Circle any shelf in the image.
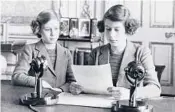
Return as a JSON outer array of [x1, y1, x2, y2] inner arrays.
[[58, 37, 92, 42], [1, 41, 26, 52]]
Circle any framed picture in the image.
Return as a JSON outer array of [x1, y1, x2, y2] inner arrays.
[[0, 23, 6, 41], [79, 19, 90, 37], [60, 17, 70, 37], [69, 18, 79, 38], [91, 18, 97, 37], [0, 23, 4, 36]]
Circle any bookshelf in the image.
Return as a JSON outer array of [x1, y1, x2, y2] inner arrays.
[[58, 37, 92, 42], [71, 48, 91, 65]]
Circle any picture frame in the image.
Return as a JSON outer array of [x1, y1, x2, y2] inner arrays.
[[79, 19, 90, 37], [60, 17, 70, 37], [91, 18, 97, 37], [69, 18, 79, 38], [0, 23, 6, 41], [0, 23, 4, 36]]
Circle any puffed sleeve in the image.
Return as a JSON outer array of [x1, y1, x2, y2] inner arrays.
[[66, 50, 76, 82], [12, 44, 35, 87], [136, 45, 161, 89], [60, 49, 76, 91]]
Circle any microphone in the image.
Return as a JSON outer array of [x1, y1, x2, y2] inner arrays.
[[124, 61, 145, 86], [20, 55, 59, 108], [111, 61, 153, 111], [30, 55, 48, 98], [124, 61, 146, 107], [30, 55, 48, 75]]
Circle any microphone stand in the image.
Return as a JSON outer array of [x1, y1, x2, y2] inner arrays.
[[20, 57, 59, 106], [111, 61, 154, 112], [20, 70, 46, 106], [36, 77, 42, 98], [129, 79, 138, 107]]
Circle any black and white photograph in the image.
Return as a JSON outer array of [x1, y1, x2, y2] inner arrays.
[[79, 19, 90, 37], [60, 17, 70, 37], [1, 0, 175, 112], [69, 18, 79, 38]]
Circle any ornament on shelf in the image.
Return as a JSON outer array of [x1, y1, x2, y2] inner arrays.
[[81, 0, 91, 19]]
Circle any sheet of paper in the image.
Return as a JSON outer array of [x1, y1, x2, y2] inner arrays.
[[71, 64, 113, 94], [57, 92, 115, 108]]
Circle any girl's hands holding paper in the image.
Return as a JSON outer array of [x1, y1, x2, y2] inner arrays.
[[107, 87, 130, 100], [69, 82, 83, 95], [42, 80, 62, 93]]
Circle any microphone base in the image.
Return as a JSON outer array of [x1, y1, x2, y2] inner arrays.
[[116, 105, 153, 112], [20, 92, 59, 106], [111, 100, 153, 112]]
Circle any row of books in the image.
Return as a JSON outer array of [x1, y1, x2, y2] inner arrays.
[[70, 49, 91, 65]]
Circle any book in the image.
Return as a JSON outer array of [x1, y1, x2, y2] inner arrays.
[[77, 51, 84, 65], [84, 51, 90, 65], [73, 50, 78, 65], [73, 48, 91, 65], [69, 50, 74, 64]]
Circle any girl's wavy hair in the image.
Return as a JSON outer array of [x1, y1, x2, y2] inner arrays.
[[31, 9, 60, 38], [97, 5, 140, 35]]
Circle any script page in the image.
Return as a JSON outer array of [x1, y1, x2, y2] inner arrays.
[[72, 64, 113, 94], [57, 92, 115, 108]]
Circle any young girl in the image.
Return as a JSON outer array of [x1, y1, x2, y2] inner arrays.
[[12, 9, 75, 92], [70, 5, 161, 99]]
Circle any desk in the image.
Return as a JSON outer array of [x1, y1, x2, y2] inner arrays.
[[1, 80, 175, 112]]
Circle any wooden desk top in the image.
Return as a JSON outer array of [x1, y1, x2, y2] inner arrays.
[[1, 80, 175, 112]]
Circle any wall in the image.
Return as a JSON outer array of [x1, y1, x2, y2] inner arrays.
[[1, 0, 105, 49], [1, 0, 175, 95]]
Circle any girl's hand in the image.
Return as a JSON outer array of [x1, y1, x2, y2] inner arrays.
[[42, 80, 52, 89], [69, 82, 83, 95], [107, 87, 130, 100], [42, 80, 62, 93]]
